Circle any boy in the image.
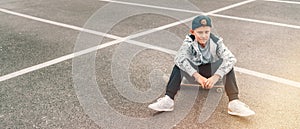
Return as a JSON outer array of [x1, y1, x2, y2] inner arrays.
[[148, 15, 255, 117]]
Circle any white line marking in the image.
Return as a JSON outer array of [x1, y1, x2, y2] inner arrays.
[[0, 39, 124, 82], [126, 39, 177, 55], [211, 13, 300, 29], [100, 0, 300, 29], [127, 17, 195, 39], [99, 0, 204, 14], [124, 41, 300, 88], [99, 0, 255, 15], [205, 0, 256, 15], [264, 0, 300, 5], [235, 67, 300, 88], [0, 8, 121, 40]]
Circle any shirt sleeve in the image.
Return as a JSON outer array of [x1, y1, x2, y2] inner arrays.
[[174, 43, 197, 77], [214, 40, 237, 78]]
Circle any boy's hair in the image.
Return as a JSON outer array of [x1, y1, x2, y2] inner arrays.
[[192, 15, 212, 30]]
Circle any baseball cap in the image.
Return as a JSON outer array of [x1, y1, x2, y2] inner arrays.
[[192, 15, 212, 30]]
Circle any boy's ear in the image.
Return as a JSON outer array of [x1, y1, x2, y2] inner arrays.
[[189, 29, 194, 35]]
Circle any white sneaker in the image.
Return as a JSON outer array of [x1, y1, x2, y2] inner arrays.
[[228, 100, 255, 117], [148, 95, 174, 111]]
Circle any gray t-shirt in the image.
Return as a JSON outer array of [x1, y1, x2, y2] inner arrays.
[[198, 41, 212, 64]]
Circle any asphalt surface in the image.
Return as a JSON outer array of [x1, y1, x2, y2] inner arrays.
[[1, 0, 300, 129]]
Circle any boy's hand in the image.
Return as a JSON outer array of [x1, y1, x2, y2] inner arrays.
[[192, 72, 207, 88], [204, 74, 220, 89]]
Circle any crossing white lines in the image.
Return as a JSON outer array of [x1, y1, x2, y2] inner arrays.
[[0, 0, 255, 82], [0, 0, 299, 88], [99, 0, 300, 29]]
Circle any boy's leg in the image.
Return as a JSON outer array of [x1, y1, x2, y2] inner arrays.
[[165, 60, 239, 101], [194, 60, 254, 116], [198, 60, 239, 101], [148, 65, 193, 111], [197, 63, 213, 78], [225, 69, 255, 116], [207, 60, 254, 116], [224, 69, 239, 101], [165, 65, 194, 100]]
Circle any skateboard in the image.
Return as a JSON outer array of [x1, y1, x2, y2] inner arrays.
[[180, 83, 224, 93], [163, 74, 224, 93]]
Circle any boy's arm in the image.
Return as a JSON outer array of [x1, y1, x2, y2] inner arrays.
[[174, 45, 208, 87], [174, 43, 197, 77], [215, 40, 237, 78]]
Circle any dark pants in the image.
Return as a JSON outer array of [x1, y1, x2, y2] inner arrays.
[[165, 60, 239, 101]]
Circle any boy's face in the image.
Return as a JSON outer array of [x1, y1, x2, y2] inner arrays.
[[190, 26, 211, 47]]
